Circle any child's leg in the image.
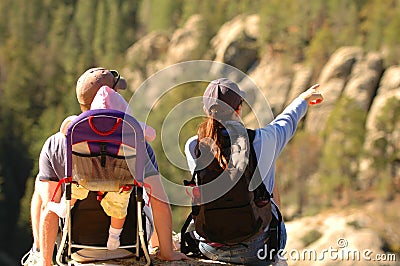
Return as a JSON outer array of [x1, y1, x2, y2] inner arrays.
[[100, 191, 131, 250], [107, 217, 126, 250], [111, 217, 125, 229]]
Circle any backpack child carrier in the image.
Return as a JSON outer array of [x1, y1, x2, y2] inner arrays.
[[54, 109, 152, 266], [181, 125, 273, 249]]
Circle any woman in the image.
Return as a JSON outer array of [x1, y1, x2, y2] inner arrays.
[[184, 78, 323, 265]]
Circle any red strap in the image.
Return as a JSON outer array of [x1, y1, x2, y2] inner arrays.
[[143, 183, 152, 206], [97, 191, 105, 201], [51, 177, 72, 202], [192, 186, 200, 198], [185, 184, 200, 201], [134, 180, 152, 206], [120, 185, 133, 192], [88, 116, 122, 136]]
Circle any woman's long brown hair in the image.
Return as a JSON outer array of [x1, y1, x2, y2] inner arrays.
[[195, 109, 229, 169]]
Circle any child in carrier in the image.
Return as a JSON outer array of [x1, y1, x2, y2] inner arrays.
[[49, 85, 156, 250]]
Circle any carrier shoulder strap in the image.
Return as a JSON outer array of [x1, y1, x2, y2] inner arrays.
[[246, 129, 272, 203], [180, 213, 195, 254], [247, 128, 256, 142]]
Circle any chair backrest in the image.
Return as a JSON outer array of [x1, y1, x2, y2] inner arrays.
[[65, 109, 146, 192]]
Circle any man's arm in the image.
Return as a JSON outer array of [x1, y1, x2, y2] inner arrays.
[[145, 175, 188, 261], [30, 180, 42, 252], [38, 180, 61, 266]]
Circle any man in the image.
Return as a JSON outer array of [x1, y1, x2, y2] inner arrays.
[[22, 68, 187, 265]]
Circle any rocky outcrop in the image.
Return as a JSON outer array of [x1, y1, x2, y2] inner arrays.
[[287, 65, 313, 103], [248, 53, 292, 116], [305, 47, 363, 132], [211, 14, 260, 73], [124, 14, 210, 91], [379, 66, 400, 92], [166, 14, 210, 64], [343, 52, 383, 110], [285, 204, 399, 266], [124, 31, 170, 90], [305, 47, 384, 133], [358, 66, 400, 188]]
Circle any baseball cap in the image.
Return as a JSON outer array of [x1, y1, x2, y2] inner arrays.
[[203, 78, 246, 115], [76, 67, 127, 105]]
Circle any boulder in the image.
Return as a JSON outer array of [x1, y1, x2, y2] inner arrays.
[[305, 47, 363, 132], [124, 15, 212, 91], [343, 52, 383, 111], [124, 31, 170, 90], [358, 74, 400, 188], [211, 14, 260, 72], [318, 47, 364, 84], [249, 52, 293, 116], [166, 14, 210, 64], [125, 31, 170, 70], [285, 209, 395, 266], [287, 65, 313, 103], [377, 65, 400, 93]]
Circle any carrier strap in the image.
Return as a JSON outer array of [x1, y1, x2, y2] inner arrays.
[[96, 191, 107, 201], [183, 170, 197, 187], [133, 180, 152, 206], [50, 178, 152, 206], [50, 177, 72, 202], [180, 213, 194, 254], [266, 201, 283, 260], [96, 181, 152, 206]]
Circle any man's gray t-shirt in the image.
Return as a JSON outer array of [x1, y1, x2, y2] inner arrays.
[[37, 132, 159, 182]]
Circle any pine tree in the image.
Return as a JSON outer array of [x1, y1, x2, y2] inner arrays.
[[360, 0, 390, 51], [383, 1, 400, 65], [93, 0, 107, 63], [103, 0, 124, 67], [320, 97, 367, 205], [138, 0, 183, 32], [0, 0, 40, 257], [74, 0, 97, 68], [372, 97, 400, 199]]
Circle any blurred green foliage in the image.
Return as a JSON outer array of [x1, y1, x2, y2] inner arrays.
[[373, 97, 400, 199], [319, 96, 367, 205]]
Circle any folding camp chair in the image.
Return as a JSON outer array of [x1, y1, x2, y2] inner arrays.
[[55, 109, 151, 266]]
